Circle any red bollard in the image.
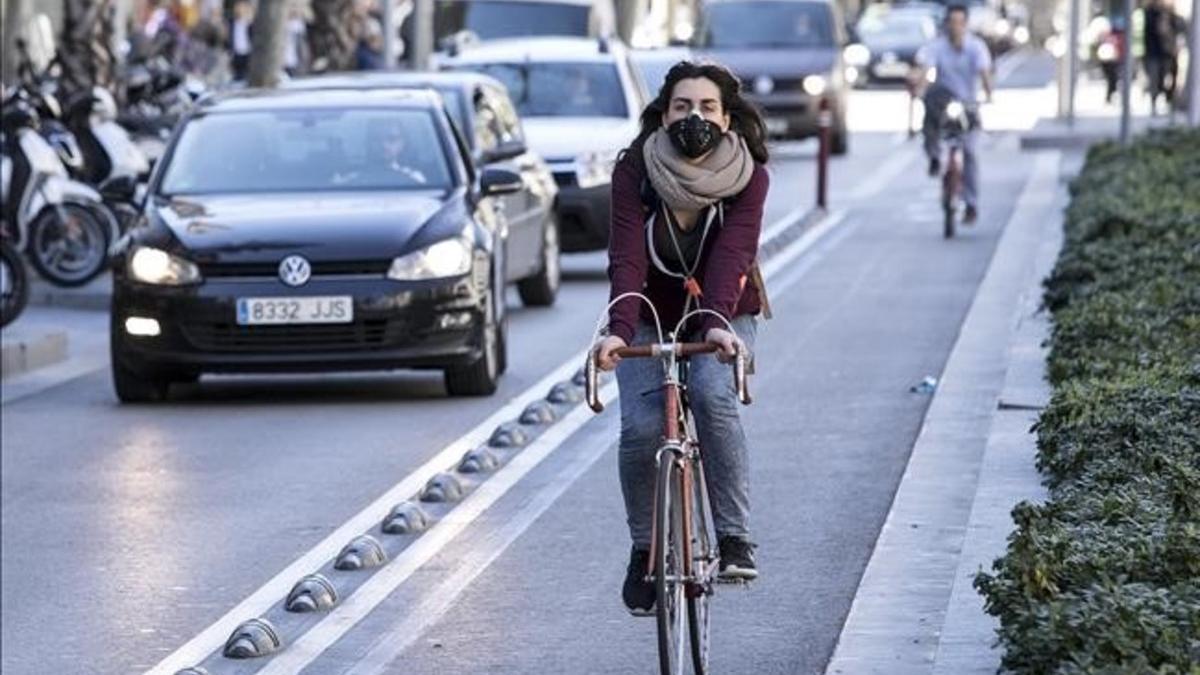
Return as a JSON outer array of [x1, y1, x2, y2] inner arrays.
[[816, 97, 831, 210]]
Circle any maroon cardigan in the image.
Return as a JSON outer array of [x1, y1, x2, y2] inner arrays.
[[607, 155, 769, 343]]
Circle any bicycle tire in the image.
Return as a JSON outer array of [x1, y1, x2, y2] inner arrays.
[[654, 451, 686, 675], [687, 456, 715, 675]]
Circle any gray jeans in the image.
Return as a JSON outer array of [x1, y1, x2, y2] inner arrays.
[[616, 316, 757, 549]]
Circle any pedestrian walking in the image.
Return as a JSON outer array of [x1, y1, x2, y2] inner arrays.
[[1142, 0, 1186, 114], [230, 0, 254, 81]]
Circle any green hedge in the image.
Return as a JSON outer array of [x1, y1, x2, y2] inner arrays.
[[974, 129, 1200, 674]]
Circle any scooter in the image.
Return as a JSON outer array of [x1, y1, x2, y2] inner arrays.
[[0, 232, 29, 328], [1, 92, 119, 287]]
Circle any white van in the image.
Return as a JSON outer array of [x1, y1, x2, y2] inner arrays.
[[434, 0, 617, 49]]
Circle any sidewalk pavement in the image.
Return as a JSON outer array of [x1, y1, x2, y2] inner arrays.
[[824, 148, 1070, 674], [1020, 74, 1181, 149]]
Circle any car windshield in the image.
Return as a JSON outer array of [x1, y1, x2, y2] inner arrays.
[[698, 1, 834, 49], [435, 0, 590, 41], [451, 62, 627, 118], [159, 108, 454, 195], [856, 15, 935, 42]]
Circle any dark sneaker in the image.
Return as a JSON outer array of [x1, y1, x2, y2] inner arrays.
[[964, 205, 978, 225], [718, 537, 758, 581], [622, 547, 655, 616], [928, 157, 941, 177]]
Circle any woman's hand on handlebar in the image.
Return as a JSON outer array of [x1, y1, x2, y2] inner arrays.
[[705, 327, 744, 364], [594, 335, 628, 372]]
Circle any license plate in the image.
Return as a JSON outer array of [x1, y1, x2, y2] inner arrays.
[[236, 296, 353, 325], [874, 62, 909, 78], [765, 117, 788, 134]]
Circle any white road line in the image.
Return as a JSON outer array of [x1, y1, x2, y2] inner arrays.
[[144, 354, 587, 675], [342, 399, 621, 675], [261, 387, 619, 675], [846, 150, 916, 201]]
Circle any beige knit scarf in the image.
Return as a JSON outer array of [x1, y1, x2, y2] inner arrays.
[[643, 127, 754, 212]]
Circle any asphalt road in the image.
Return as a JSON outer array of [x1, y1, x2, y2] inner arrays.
[[1, 56, 1053, 675]]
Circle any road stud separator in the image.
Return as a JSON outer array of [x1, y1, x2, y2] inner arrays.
[[285, 574, 339, 613], [222, 618, 282, 659], [380, 501, 431, 535], [419, 472, 466, 502], [333, 535, 388, 571]]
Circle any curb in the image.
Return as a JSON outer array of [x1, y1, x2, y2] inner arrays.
[[1, 331, 69, 380], [825, 151, 1063, 674]]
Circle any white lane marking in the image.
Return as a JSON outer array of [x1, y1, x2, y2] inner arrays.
[[846, 150, 916, 201], [260, 387, 618, 674], [250, 209, 851, 675], [144, 355, 587, 675], [344, 392, 621, 675], [147, 204, 831, 675], [761, 203, 817, 245]]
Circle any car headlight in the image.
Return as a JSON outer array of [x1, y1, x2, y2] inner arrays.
[[843, 43, 871, 67], [575, 150, 618, 190], [128, 246, 202, 285], [802, 75, 828, 96], [387, 236, 473, 280]]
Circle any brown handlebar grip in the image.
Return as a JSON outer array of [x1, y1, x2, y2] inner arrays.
[[585, 351, 604, 413]]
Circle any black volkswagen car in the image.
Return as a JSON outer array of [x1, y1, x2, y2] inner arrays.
[[284, 71, 562, 307], [108, 89, 522, 402]]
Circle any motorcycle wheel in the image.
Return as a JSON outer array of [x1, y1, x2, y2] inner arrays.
[[27, 203, 112, 287], [1, 237, 30, 328]]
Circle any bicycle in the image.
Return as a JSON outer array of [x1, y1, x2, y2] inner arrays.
[[937, 98, 977, 239], [585, 295, 751, 675]]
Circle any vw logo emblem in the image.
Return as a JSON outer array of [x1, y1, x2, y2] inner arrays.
[[753, 75, 775, 95], [279, 255, 311, 287]]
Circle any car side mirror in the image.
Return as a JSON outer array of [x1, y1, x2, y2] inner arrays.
[[100, 174, 139, 203], [479, 167, 523, 197], [480, 140, 526, 165]]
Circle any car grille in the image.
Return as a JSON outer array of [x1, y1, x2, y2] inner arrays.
[[199, 260, 392, 279], [552, 171, 577, 188], [181, 319, 402, 352]]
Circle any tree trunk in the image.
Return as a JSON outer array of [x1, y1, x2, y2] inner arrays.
[[58, 0, 117, 100], [1, 0, 33, 86], [308, 0, 357, 72], [247, 0, 287, 86]]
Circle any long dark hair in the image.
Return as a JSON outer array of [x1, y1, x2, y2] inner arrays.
[[620, 60, 770, 168]]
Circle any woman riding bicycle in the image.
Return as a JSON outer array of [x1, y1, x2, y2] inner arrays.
[[592, 61, 770, 615]]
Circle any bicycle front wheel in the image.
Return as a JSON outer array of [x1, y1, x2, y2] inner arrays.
[[687, 456, 716, 675], [654, 451, 686, 675]]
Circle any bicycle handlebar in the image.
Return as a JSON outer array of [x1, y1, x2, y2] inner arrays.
[[585, 342, 752, 413]]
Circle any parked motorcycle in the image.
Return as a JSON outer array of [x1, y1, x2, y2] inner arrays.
[[1, 233, 29, 328], [1, 91, 119, 287]]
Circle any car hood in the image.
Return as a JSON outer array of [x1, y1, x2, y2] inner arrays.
[[151, 191, 455, 262], [520, 117, 639, 161], [859, 34, 923, 53], [695, 48, 837, 78]]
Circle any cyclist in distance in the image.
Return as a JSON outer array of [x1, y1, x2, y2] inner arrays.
[[909, 3, 993, 224], [592, 61, 771, 615]]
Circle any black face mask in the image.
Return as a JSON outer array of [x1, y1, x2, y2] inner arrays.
[[667, 111, 723, 159]]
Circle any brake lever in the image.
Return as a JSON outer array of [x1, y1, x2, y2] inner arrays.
[[585, 350, 604, 413], [735, 348, 752, 406]]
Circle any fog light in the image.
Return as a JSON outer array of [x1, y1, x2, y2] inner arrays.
[[125, 317, 161, 337], [436, 311, 472, 330]]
